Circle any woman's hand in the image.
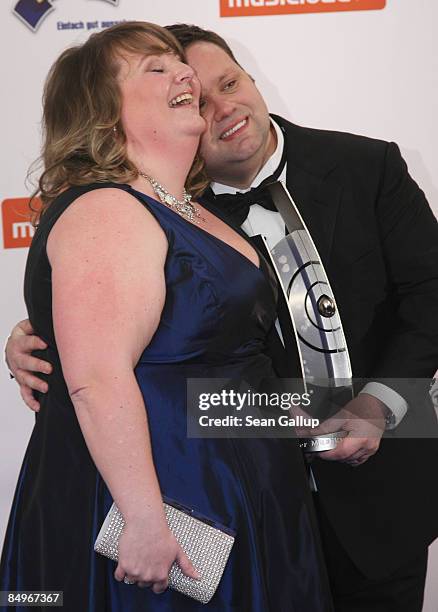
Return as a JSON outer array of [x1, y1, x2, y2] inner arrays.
[[114, 515, 200, 592], [5, 319, 52, 412]]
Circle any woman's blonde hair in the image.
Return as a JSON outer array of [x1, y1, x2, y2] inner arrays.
[[32, 21, 208, 220]]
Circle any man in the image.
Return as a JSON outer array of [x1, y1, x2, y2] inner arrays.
[[6, 24, 438, 611]]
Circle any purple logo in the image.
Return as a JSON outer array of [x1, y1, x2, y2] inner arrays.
[[13, 0, 119, 32]]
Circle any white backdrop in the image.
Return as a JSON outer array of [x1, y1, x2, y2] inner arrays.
[[1, 1, 437, 609]]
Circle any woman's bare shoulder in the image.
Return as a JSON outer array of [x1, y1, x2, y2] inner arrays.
[[48, 186, 167, 256]]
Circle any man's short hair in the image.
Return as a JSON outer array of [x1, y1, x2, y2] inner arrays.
[[165, 23, 242, 68]]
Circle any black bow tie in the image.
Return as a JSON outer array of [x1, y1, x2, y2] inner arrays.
[[208, 183, 277, 227], [206, 129, 287, 227]]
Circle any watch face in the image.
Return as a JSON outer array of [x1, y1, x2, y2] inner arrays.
[[385, 410, 396, 428]]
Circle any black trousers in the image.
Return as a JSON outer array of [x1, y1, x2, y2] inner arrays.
[[314, 497, 428, 612]]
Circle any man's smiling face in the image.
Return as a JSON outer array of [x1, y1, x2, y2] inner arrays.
[[185, 41, 275, 186]]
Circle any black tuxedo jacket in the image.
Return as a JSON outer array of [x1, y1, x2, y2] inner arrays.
[[273, 115, 438, 579], [206, 115, 438, 580]]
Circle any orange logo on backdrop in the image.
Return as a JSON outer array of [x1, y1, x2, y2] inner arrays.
[[2, 197, 41, 249], [220, 0, 385, 17]]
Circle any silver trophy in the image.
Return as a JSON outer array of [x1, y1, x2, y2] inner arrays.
[[263, 181, 353, 452]]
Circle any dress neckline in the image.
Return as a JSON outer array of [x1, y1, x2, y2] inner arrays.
[[128, 185, 263, 274]]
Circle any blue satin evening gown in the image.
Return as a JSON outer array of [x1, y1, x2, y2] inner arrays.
[[0, 183, 332, 611]]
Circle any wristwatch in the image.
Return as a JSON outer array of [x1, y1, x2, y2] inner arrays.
[[382, 404, 396, 429]]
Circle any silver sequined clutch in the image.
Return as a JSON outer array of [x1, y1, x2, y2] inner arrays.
[[94, 497, 235, 604]]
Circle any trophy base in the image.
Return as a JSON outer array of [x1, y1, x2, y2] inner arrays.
[[299, 430, 347, 453]]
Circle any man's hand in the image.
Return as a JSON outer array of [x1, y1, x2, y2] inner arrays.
[[316, 394, 387, 466], [5, 319, 52, 412]]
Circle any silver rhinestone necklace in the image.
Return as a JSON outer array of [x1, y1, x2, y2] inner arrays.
[[139, 172, 203, 224]]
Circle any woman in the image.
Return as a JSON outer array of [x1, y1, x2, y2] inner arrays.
[[0, 22, 331, 611]]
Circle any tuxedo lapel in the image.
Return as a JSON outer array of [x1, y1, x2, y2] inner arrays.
[[248, 234, 302, 379], [273, 115, 343, 267], [286, 164, 343, 268]]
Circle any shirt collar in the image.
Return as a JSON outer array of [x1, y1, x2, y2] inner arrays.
[[211, 118, 285, 195]]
